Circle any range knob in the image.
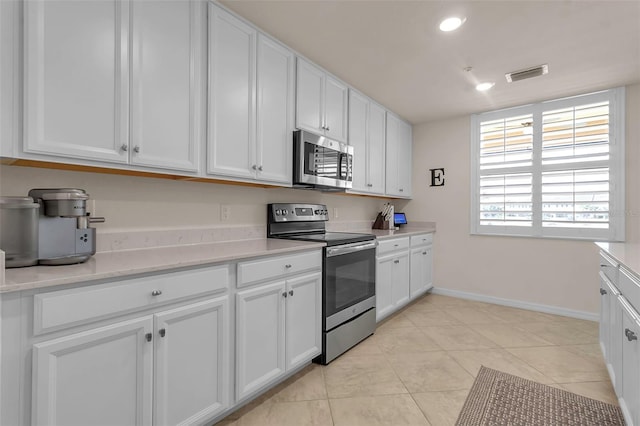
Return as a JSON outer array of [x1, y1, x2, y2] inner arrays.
[[323, 210, 328, 215], [314, 209, 320, 215], [282, 209, 288, 215], [275, 209, 282, 215]]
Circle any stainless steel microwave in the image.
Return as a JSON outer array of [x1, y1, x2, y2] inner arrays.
[[293, 130, 353, 190]]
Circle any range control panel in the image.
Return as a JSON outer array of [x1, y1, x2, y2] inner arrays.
[[268, 203, 329, 222]]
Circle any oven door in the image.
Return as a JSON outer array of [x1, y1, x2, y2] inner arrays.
[[324, 240, 377, 330]]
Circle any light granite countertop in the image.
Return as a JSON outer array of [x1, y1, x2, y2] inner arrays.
[[2, 238, 324, 294], [596, 242, 640, 278], [367, 225, 436, 240]]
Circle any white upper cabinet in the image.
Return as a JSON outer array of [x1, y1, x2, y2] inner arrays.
[[24, 0, 129, 163], [385, 112, 413, 198], [348, 90, 386, 194], [208, 3, 294, 185], [296, 57, 348, 143], [24, 0, 202, 172]]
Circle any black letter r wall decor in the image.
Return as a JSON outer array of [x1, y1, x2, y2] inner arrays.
[[430, 168, 445, 187]]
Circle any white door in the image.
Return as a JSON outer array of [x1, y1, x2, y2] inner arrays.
[[32, 317, 153, 426], [296, 58, 324, 134], [348, 90, 369, 192], [324, 75, 348, 143], [385, 113, 400, 196], [256, 34, 294, 184], [397, 120, 413, 197], [620, 301, 640, 425], [24, 0, 129, 163], [207, 3, 256, 179], [154, 297, 230, 426], [376, 255, 395, 322], [392, 252, 411, 308], [129, 0, 201, 172], [285, 272, 322, 370], [367, 102, 387, 195], [236, 281, 286, 400]]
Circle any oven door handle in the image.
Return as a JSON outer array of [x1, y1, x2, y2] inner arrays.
[[327, 240, 378, 257]]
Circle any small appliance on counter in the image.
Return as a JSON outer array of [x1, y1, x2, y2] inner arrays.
[[26, 188, 105, 266], [0, 196, 40, 267]]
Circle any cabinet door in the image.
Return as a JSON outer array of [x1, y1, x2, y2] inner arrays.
[[393, 252, 411, 308], [410, 246, 432, 300], [599, 274, 611, 361], [24, 0, 129, 163], [296, 58, 324, 134], [397, 119, 413, 197], [256, 34, 294, 185], [620, 300, 640, 426], [129, 0, 201, 172], [208, 3, 256, 179], [154, 297, 230, 426], [32, 317, 153, 426], [368, 102, 387, 194], [236, 281, 286, 400], [385, 113, 400, 196], [324, 75, 348, 143], [286, 272, 322, 370], [348, 90, 369, 192], [376, 255, 395, 322]]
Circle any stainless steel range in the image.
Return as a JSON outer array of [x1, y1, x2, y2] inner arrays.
[[267, 203, 377, 364]]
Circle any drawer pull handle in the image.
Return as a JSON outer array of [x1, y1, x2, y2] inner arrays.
[[626, 328, 637, 342], [289, 290, 294, 296], [151, 290, 162, 296], [394, 260, 400, 264], [145, 333, 152, 342], [159, 328, 166, 338], [394, 244, 399, 247], [285, 264, 292, 269], [600, 288, 607, 295], [600, 264, 609, 268], [422, 251, 427, 255], [282, 292, 288, 298]]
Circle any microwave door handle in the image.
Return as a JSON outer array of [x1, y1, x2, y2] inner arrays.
[[337, 152, 344, 179]]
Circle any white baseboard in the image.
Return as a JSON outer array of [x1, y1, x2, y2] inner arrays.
[[430, 287, 599, 322]]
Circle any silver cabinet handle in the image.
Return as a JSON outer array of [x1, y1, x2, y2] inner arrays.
[[282, 292, 288, 298], [145, 333, 152, 342], [289, 290, 294, 296], [133, 145, 140, 153], [159, 328, 166, 338], [285, 264, 292, 269], [252, 165, 257, 170], [394, 244, 399, 247], [399, 188, 404, 192], [120, 144, 128, 152], [394, 260, 400, 264], [422, 251, 427, 255], [367, 183, 372, 187], [258, 165, 263, 171], [151, 290, 162, 296], [325, 126, 330, 131], [600, 288, 607, 295], [625, 328, 638, 341]]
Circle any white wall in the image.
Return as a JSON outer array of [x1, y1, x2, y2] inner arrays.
[[405, 83, 640, 316], [0, 166, 386, 232]]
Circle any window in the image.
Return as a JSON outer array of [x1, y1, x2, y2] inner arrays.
[[471, 88, 625, 241]]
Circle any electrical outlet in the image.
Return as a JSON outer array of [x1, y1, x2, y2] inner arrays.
[[333, 207, 339, 219], [221, 205, 230, 221]]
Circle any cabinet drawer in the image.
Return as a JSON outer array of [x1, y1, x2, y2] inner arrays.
[[377, 237, 409, 255], [34, 264, 229, 335], [237, 250, 322, 288], [619, 267, 640, 313], [600, 252, 619, 285], [410, 233, 433, 247]]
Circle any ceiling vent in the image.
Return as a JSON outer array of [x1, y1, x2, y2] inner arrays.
[[505, 64, 549, 83]]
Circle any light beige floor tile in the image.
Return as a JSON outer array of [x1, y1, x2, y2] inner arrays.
[[323, 354, 408, 398], [558, 381, 619, 405], [330, 394, 430, 426], [483, 305, 562, 323], [444, 308, 509, 325], [412, 390, 469, 426], [470, 323, 554, 348], [507, 345, 610, 383], [448, 348, 555, 384], [515, 321, 598, 345], [413, 294, 477, 308], [388, 351, 475, 393], [419, 325, 498, 350], [339, 334, 384, 357], [371, 327, 442, 354], [377, 312, 418, 332], [232, 400, 333, 426], [557, 318, 600, 338], [404, 310, 462, 327], [268, 364, 327, 403]]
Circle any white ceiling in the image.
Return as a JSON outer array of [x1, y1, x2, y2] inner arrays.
[[221, 0, 640, 124]]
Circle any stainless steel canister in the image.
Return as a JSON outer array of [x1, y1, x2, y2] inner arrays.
[[0, 196, 40, 267]]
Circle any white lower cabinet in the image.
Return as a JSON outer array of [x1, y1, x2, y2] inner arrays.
[[376, 237, 410, 322], [236, 271, 321, 401], [620, 297, 640, 425], [409, 234, 433, 300], [31, 296, 230, 426]]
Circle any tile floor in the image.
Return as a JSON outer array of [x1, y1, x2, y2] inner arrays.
[[215, 294, 616, 426]]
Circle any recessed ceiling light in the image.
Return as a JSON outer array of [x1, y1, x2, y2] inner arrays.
[[476, 82, 495, 92], [439, 16, 465, 32]]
